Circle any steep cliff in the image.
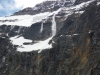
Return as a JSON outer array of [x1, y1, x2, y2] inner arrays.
[[0, 0, 100, 75]]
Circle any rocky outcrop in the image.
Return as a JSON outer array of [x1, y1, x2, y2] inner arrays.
[[13, 0, 72, 15], [74, 0, 90, 5], [0, 21, 52, 41]]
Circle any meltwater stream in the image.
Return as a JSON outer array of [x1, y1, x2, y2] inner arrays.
[[40, 22, 44, 33], [51, 14, 56, 36]]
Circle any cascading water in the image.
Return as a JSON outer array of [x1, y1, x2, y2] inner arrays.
[[37, 14, 57, 53], [18, 27, 22, 33], [51, 14, 56, 37], [10, 25, 15, 30], [40, 22, 44, 33]]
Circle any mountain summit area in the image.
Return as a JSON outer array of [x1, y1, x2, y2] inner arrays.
[[0, 0, 100, 75]]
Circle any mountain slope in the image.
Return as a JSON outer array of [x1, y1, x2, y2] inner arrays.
[[0, 0, 100, 75], [13, 0, 73, 15], [0, 0, 96, 52]]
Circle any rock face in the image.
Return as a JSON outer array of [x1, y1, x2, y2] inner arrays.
[[13, 0, 73, 15], [0, 0, 100, 75]]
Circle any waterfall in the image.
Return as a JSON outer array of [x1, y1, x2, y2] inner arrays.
[[40, 22, 44, 33], [18, 27, 22, 33], [10, 25, 15, 30], [51, 14, 56, 36]]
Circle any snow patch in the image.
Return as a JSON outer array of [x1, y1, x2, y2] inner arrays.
[[52, 40, 55, 43], [0, 0, 95, 27], [75, 11, 84, 14], [73, 34, 79, 35], [97, 2, 100, 5], [10, 35, 52, 53], [71, 0, 95, 11], [17, 37, 52, 53], [0, 12, 50, 27], [10, 36, 32, 45]]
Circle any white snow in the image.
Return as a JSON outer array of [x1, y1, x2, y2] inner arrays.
[[17, 37, 52, 53], [0, 0, 95, 27], [97, 2, 100, 5], [73, 34, 79, 35], [49, 8, 62, 15], [10, 36, 32, 45], [8, 8, 61, 53], [71, 0, 95, 11], [62, 0, 95, 13], [58, 0, 95, 20], [75, 11, 84, 14], [0, 12, 50, 27], [10, 35, 52, 53], [52, 40, 55, 43]]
